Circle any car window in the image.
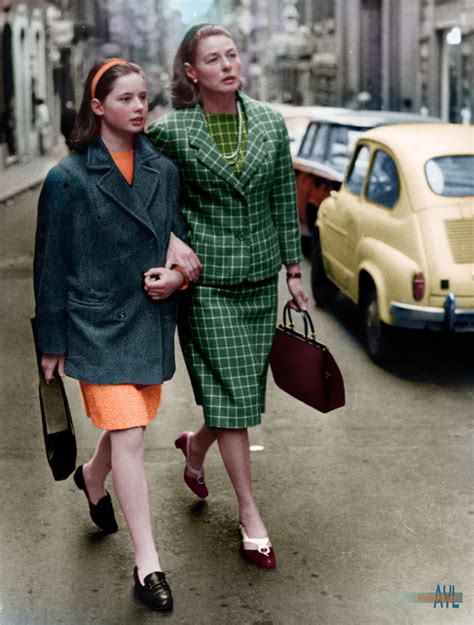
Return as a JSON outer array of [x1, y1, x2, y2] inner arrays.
[[346, 145, 371, 195], [298, 122, 319, 159], [308, 124, 330, 162], [366, 150, 399, 208], [425, 156, 474, 196], [327, 126, 367, 174]]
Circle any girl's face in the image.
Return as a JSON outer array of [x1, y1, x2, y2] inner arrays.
[[92, 72, 148, 137], [185, 35, 241, 96]]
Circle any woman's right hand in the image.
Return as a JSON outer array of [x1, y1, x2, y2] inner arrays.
[[41, 353, 66, 383], [165, 233, 202, 282]]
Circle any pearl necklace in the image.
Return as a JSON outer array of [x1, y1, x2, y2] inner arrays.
[[201, 100, 243, 166]]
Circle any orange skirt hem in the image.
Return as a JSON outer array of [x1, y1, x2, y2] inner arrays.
[[79, 382, 162, 431]]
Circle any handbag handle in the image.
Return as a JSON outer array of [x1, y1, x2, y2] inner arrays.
[[282, 302, 317, 341]]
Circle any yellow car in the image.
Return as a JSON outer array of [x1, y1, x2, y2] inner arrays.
[[315, 123, 474, 363]]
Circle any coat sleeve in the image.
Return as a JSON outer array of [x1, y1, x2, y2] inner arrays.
[[147, 120, 189, 243], [167, 161, 188, 243], [146, 118, 169, 153], [33, 166, 71, 354], [269, 118, 303, 265]]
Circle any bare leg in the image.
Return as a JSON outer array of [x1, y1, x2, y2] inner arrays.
[[186, 424, 217, 475], [82, 431, 111, 504], [216, 428, 268, 540], [110, 426, 161, 584]]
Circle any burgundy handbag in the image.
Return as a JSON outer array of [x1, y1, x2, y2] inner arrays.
[[269, 304, 345, 413]]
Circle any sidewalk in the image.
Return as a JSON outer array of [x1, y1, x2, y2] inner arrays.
[[0, 144, 67, 203]]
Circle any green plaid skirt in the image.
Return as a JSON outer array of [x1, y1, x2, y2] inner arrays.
[[178, 277, 278, 428]]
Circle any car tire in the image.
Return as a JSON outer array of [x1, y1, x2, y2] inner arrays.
[[362, 288, 393, 364], [311, 247, 338, 308]]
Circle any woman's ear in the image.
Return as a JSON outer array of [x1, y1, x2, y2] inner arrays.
[[184, 62, 197, 84], [90, 98, 104, 116]]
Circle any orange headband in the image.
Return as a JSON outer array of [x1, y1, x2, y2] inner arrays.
[[91, 59, 127, 99]]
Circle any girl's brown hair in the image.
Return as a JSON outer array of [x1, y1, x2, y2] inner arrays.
[[69, 60, 144, 151], [171, 25, 238, 109]]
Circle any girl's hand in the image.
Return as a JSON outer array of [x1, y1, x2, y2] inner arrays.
[[144, 267, 184, 300], [41, 353, 66, 383], [165, 233, 202, 282]]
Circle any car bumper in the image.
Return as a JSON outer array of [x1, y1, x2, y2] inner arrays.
[[390, 293, 474, 332]]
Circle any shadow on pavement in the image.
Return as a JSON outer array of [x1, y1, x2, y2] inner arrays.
[[321, 293, 474, 387]]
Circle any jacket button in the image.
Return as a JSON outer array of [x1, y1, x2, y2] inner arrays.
[[117, 311, 126, 319]]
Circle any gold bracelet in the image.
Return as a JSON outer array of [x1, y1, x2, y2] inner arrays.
[[286, 271, 302, 280]]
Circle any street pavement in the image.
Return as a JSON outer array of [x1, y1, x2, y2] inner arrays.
[[1, 186, 472, 625]]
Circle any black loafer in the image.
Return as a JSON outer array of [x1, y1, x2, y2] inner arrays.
[[73, 465, 118, 533], [133, 567, 173, 612]]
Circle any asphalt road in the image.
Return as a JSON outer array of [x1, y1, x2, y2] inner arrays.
[[1, 187, 472, 625]]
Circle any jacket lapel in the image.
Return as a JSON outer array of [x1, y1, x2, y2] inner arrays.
[[186, 106, 244, 195], [238, 93, 269, 188], [87, 137, 157, 234], [131, 134, 162, 215]]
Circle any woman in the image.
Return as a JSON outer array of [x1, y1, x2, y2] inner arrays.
[[147, 25, 308, 570], [34, 59, 188, 611]]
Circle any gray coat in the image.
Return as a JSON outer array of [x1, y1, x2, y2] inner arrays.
[[34, 134, 186, 385]]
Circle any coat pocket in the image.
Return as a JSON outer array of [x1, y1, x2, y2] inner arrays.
[[67, 297, 107, 308]]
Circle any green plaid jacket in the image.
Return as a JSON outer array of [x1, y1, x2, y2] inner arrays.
[[147, 92, 302, 285]]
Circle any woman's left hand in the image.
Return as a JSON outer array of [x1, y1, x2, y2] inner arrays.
[[165, 233, 202, 282], [285, 264, 309, 311], [144, 267, 184, 300]]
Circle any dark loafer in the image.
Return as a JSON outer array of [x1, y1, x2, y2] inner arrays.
[[133, 567, 173, 612], [73, 465, 118, 533]]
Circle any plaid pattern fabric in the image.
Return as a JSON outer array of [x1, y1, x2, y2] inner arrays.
[[147, 92, 302, 285], [203, 111, 248, 175], [178, 278, 278, 428]]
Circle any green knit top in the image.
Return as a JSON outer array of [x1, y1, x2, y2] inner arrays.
[[203, 111, 248, 175]]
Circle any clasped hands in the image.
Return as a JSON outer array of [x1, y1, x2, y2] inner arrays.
[[144, 233, 202, 301]]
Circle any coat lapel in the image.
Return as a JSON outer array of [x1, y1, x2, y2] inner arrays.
[[131, 134, 162, 215], [87, 137, 158, 234], [186, 106, 244, 195], [238, 93, 269, 188]]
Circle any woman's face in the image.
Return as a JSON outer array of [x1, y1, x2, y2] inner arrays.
[[185, 35, 242, 96], [92, 72, 148, 136]]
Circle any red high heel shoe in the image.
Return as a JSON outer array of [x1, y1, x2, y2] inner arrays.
[[239, 524, 276, 570], [174, 432, 208, 499]]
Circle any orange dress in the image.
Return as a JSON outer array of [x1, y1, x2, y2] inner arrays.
[[79, 148, 162, 430]]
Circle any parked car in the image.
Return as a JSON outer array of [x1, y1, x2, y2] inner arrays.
[[268, 103, 356, 157], [293, 109, 440, 253], [313, 123, 474, 363]]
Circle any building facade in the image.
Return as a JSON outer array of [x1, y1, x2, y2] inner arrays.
[[1, 0, 51, 166], [250, 0, 472, 121], [418, 0, 473, 121]]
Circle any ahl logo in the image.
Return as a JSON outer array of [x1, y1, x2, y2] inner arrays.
[[417, 584, 462, 608]]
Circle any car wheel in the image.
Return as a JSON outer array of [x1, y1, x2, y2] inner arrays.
[[311, 246, 338, 308], [362, 288, 393, 364]]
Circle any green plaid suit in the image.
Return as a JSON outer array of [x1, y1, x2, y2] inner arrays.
[[147, 92, 301, 284], [147, 93, 302, 427]]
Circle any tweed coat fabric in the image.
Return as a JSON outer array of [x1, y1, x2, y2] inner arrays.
[[34, 134, 187, 385], [146, 94, 302, 428], [147, 92, 302, 285]]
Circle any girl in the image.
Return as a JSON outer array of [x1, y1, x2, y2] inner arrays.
[[34, 59, 188, 612], [147, 25, 309, 570]]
